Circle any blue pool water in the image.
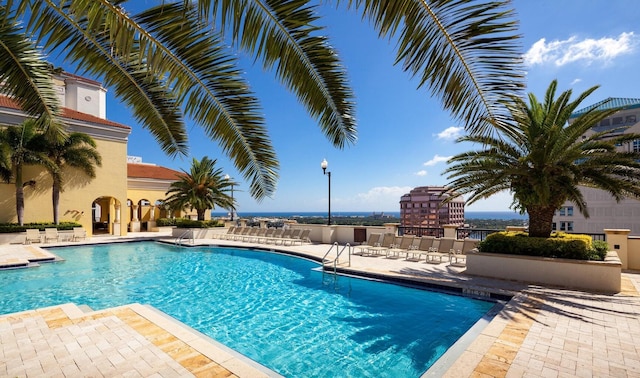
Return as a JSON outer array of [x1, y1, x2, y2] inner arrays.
[[0, 242, 494, 377]]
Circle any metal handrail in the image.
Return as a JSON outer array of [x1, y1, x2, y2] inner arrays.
[[175, 229, 193, 246], [321, 242, 352, 275]]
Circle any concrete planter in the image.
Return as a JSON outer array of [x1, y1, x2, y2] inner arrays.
[[466, 251, 622, 293]]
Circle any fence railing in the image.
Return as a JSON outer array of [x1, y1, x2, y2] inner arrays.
[[399, 226, 607, 242], [397, 226, 444, 238]]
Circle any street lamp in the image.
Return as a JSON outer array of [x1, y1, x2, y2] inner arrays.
[[224, 174, 234, 221], [320, 159, 331, 225]]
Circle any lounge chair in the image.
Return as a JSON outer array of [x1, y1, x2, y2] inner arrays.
[[295, 229, 312, 245], [24, 229, 42, 244], [248, 228, 267, 242], [354, 233, 381, 256], [274, 228, 294, 245], [450, 239, 479, 266], [426, 238, 455, 264], [257, 228, 275, 243], [242, 227, 260, 242], [232, 227, 251, 241], [366, 233, 395, 256], [72, 227, 86, 241], [44, 228, 60, 243], [223, 226, 242, 240], [406, 236, 435, 261], [217, 226, 236, 239], [280, 228, 302, 246], [385, 235, 416, 259], [265, 228, 284, 244]]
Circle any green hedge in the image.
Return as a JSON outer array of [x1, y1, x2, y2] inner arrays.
[[156, 218, 223, 228], [0, 222, 82, 233], [478, 231, 606, 261]]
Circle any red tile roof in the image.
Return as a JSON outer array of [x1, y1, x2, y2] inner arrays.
[[127, 163, 183, 180], [0, 96, 131, 130]]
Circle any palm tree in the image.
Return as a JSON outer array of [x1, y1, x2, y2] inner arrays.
[[1, 1, 523, 200], [445, 80, 640, 238], [0, 121, 56, 225], [164, 157, 234, 221], [31, 132, 102, 225]]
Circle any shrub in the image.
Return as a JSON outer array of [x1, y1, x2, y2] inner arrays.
[[478, 231, 604, 260], [156, 218, 176, 227], [0, 222, 82, 233], [174, 219, 223, 228]]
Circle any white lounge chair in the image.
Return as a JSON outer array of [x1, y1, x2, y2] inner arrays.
[[385, 235, 416, 259], [72, 227, 86, 241], [366, 233, 396, 256], [217, 226, 236, 239], [354, 233, 381, 256], [450, 239, 479, 266], [24, 229, 42, 244], [407, 236, 435, 261], [44, 228, 59, 243], [426, 238, 455, 264]]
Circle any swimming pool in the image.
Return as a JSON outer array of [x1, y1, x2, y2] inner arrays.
[[0, 242, 495, 377]]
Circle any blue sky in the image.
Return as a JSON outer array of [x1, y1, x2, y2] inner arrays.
[[99, 1, 640, 214]]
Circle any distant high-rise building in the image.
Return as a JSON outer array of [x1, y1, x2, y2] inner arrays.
[[553, 97, 640, 235], [399, 186, 465, 227]]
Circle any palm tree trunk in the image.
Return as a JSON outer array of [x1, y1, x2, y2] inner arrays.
[[52, 181, 60, 225], [15, 166, 24, 226], [527, 205, 557, 238], [197, 209, 205, 221]]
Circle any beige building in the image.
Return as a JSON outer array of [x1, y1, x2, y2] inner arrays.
[[553, 97, 640, 235], [400, 186, 465, 227], [0, 73, 199, 236]]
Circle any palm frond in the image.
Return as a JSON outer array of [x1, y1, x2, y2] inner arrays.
[[201, 0, 357, 147], [351, 0, 524, 135], [0, 6, 63, 135]]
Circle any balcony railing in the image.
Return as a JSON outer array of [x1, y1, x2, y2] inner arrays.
[[397, 226, 444, 238]]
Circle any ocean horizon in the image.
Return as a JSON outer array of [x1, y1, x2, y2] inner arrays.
[[210, 210, 527, 221]]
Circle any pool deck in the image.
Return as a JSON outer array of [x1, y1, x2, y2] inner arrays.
[[2, 232, 640, 377]]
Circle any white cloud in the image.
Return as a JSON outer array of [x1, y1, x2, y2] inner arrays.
[[423, 154, 452, 167], [329, 186, 412, 211], [570, 78, 582, 86], [436, 126, 464, 141], [523, 32, 636, 67], [415, 170, 427, 176]]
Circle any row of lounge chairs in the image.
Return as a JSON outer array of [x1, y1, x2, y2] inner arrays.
[[354, 233, 478, 266], [24, 227, 87, 244], [215, 226, 311, 246]]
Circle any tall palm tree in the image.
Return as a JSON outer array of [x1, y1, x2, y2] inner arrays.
[[1, 0, 523, 200], [31, 132, 102, 225], [164, 156, 234, 221], [0, 121, 56, 225], [445, 80, 640, 238]]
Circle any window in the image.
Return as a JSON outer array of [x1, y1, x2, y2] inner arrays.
[[633, 140, 640, 153], [626, 115, 637, 124], [559, 208, 565, 216], [612, 117, 623, 125], [552, 222, 557, 231], [567, 222, 574, 232], [560, 222, 566, 231], [600, 119, 610, 126], [567, 206, 573, 216]]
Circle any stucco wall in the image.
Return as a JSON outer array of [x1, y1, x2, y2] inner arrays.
[[466, 251, 622, 293], [0, 137, 128, 237]]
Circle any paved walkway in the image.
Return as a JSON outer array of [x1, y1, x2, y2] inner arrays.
[[1, 233, 639, 377]]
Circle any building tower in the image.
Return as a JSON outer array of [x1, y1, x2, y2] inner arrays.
[[399, 186, 465, 227]]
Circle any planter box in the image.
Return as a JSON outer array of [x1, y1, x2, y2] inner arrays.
[[466, 251, 621, 293]]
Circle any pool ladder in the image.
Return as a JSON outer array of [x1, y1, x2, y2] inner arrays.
[[175, 229, 194, 246], [321, 242, 352, 276]]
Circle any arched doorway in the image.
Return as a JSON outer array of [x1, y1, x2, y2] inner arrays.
[[92, 196, 122, 235]]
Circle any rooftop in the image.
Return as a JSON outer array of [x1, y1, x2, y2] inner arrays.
[[127, 163, 183, 180], [571, 97, 640, 118]]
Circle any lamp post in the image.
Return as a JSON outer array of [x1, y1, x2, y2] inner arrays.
[[224, 174, 234, 221], [320, 159, 331, 225]]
